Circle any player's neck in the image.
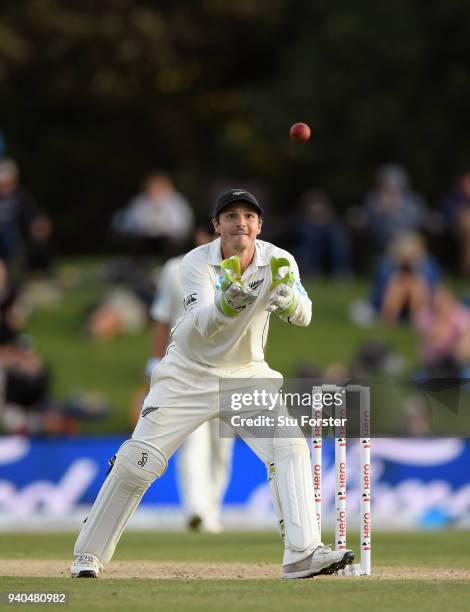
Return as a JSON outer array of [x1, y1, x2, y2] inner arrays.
[[220, 242, 255, 273]]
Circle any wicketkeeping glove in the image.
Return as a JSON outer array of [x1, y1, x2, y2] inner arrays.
[[266, 257, 298, 316], [215, 256, 257, 317]]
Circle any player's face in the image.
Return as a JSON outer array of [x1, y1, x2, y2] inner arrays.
[[213, 204, 262, 251]]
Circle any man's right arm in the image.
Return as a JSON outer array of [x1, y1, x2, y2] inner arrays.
[[180, 258, 241, 338]]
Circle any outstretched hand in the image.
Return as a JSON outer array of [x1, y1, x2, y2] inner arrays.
[[222, 282, 257, 314], [266, 284, 296, 314], [216, 255, 257, 316], [266, 257, 297, 316]]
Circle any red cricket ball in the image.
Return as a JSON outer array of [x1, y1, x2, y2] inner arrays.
[[289, 122, 311, 143]]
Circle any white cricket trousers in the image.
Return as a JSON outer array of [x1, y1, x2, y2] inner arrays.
[[74, 346, 320, 566], [132, 346, 321, 564]]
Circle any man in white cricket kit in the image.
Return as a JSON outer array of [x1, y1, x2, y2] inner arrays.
[[147, 224, 234, 533], [71, 189, 354, 579]]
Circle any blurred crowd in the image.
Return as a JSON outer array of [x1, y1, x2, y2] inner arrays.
[[0, 157, 111, 435], [288, 163, 470, 280], [1, 148, 470, 436], [285, 163, 470, 435], [108, 162, 470, 428], [0, 157, 57, 435]]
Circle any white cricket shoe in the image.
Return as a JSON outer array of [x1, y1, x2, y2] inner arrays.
[[283, 545, 355, 579], [71, 553, 103, 578]]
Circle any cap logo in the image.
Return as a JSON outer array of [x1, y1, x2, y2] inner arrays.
[[232, 191, 246, 196]]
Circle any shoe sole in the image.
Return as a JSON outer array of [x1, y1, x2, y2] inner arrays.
[[71, 570, 98, 578], [284, 550, 355, 579], [316, 551, 355, 576]]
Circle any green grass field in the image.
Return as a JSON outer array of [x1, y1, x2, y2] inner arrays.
[[1, 531, 469, 611]]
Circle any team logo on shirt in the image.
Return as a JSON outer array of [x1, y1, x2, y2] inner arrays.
[[248, 279, 264, 291], [183, 293, 197, 311], [142, 406, 159, 418]]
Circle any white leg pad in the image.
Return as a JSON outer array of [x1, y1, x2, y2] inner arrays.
[[267, 462, 285, 539], [74, 439, 167, 565], [273, 437, 321, 551]]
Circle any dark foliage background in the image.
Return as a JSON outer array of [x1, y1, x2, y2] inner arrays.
[[1, 0, 470, 251]]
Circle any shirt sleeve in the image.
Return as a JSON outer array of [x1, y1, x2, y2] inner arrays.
[[276, 252, 312, 327], [180, 256, 237, 338]]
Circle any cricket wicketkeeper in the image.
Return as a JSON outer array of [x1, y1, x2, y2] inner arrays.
[[71, 188, 354, 579]]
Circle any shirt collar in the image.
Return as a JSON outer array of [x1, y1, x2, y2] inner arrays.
[[208, 238, 270, 267]]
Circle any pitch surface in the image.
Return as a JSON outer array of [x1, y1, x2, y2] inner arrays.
[[1, 531, 469, 611]]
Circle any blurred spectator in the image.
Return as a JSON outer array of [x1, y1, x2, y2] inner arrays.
[[400, 394, 433, 437], [112, 171, 194, 257], [371, 232, 439, 324], [103, 257, 156, 309], [26, 214, 55, 275], [414, 286, 470, 378], [440, 171, 470, 224], [350, 339, 404, 377], [0, 258, 19, 343], [291, 190, 351, 278], [0, 259, 51, 433], [440, 171, 470, 276], [323, 362, 350, 385], [0, 261, 109, 434], [86, 287, 148, 341], [0, 334, 110, 435], [85, 256, 157, 341], [0, 159, 53, 275], [360, 164, 429, 254]]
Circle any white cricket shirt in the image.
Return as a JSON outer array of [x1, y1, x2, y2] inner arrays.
[[170, 238, 311, 367]]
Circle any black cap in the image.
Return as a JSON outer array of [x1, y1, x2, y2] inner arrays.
[[213, 189, 264, 218]]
